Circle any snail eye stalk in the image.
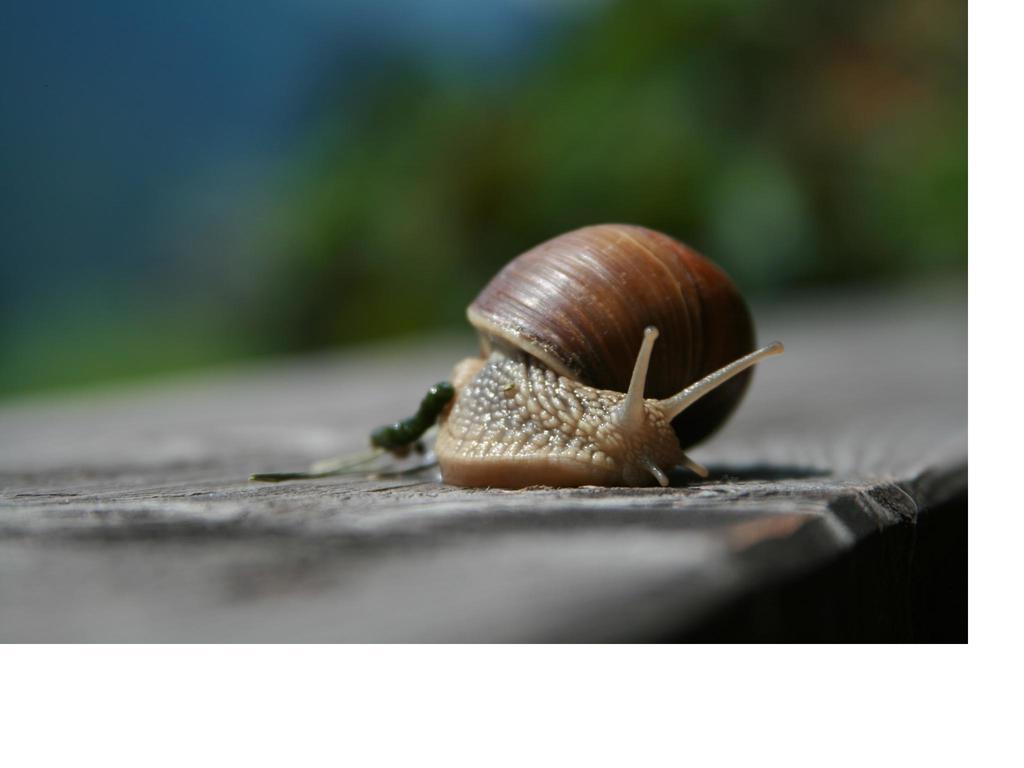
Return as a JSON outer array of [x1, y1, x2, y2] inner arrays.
[[615, 325, 659, 432], [657, 342, 784, 421]]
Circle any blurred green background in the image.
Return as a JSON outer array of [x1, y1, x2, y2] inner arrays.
[[0, 0, 965, 399]]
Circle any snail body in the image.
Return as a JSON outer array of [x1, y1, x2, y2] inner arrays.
[[435, 224, 782, 489]]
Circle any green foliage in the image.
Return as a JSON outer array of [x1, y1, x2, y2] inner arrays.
[[253, 0, 965, 354], [1, 0, 965, 398]]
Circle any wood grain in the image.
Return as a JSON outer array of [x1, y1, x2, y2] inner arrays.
[[0, 289, 966, 641]]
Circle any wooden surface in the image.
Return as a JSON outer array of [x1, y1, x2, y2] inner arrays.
[[0, 290, 966, 641]]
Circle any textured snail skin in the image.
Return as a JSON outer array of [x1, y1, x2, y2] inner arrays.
[[435, 333, 784, 488], [468, 224, 755, 448], [435, 350, 684, 488]]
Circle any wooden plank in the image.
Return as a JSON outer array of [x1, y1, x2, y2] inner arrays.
[[0, 289, 966, 641]]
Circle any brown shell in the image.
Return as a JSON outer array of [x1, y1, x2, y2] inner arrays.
[[467, 224, 755, 448]]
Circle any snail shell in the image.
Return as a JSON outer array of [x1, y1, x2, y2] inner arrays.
[[466, 224, 755, 448], [434, 224, 777, 488]]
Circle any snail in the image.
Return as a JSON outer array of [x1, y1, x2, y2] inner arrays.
[[253, 224, 782, 488]]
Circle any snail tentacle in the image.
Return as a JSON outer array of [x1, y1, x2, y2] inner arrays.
[[640, 455, 670, 487], [679, 453, 710, 479], [615, 325, 659, 432], [658, 342, 784, 421]]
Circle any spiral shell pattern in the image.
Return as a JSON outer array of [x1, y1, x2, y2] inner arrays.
[[467, 224, 755, 448]]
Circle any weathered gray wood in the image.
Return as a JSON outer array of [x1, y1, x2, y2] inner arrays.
[[0, 289, 966, 641]]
